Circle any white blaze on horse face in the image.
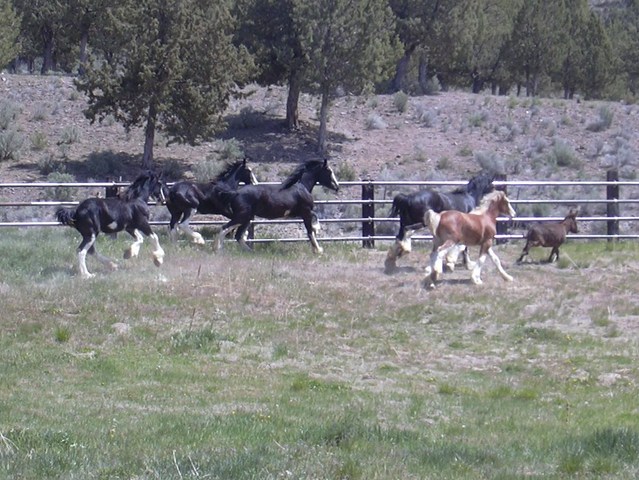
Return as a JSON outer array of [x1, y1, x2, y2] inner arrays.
[[328, 167, 339, 190]]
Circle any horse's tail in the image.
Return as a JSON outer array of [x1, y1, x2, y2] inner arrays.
[[422, 209, 441, 235], [55, 207, 76, 227], [389, 193, 409, 217]]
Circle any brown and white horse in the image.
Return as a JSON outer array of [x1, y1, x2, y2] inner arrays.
[[423, 190, 516, 287]]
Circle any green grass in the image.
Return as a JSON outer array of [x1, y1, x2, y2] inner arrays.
[[1, 229, 639, 478]]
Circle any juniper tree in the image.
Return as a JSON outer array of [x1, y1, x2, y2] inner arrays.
[[293, 0, 400, 154], [75, 0, 253, 169], [0, 0, 20, 69]]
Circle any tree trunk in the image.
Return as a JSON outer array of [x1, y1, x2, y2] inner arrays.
[[317, 88, 330, 155], [391, 44, 416, 93], [418, 54, 429, 94], [286, 68, 302, 130], [78, 30, 89, 76], [40, 24, 55, 74], [142, 103, 157, 169]]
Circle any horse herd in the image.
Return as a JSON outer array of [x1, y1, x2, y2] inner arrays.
[[55, 159, 578, 285]]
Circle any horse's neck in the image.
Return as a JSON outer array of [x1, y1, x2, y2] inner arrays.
[[297, 171, 317, 192], [219, 168, 241, 188]]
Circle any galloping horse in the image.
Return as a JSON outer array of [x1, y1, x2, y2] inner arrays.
[[424, 190, 516, 288], [385, 173, 494, 272], [56, 171, 166, 279], [517, 208, 578, 263], [165, 158, 258, 244], [214, 159, 339, 253]]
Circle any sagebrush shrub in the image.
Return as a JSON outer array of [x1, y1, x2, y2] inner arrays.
[[0, 100, 19, 130], [0, 129, 23, 161], [586, 105, 614, 132], [365, 113, 387, 130], [45, 171, 76, 201], [393, 91, 409, 113]]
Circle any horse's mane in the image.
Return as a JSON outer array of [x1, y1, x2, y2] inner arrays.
[[281, 160, 324, 190], [214, 160, 244, 183], [472, 190, 505, 212], [121, 171, 158, 201]]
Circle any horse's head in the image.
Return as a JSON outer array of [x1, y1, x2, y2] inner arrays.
[[564, 208, 579, 233], [123, 170, 166, 204], [238, 158, 258, 185], [316, 159, 340, 192], [481, 190, 516, 218], [467, 173, 495, 203]]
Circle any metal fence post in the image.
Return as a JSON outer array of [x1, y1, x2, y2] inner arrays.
[[362, 181, 375, 248], [607, 169, 619, 242]]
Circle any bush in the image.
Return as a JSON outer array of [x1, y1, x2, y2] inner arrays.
[[45, 171, 76, 201], [474, 151, 506, 176], [37, 153, 62, 175], [393, 91, 409, 113], [59, 125, 80, 145], [365, 113, 387, 130], [0, 129, 23, 161], [85, 151, 128, 178], [30, 131, 48, 151], [549, 140, 579, 168], [416, 105, 437, 127], [586, 105, 614, 132], [0, 100, 19, 130]]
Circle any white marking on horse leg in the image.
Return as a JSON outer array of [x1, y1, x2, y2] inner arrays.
[[462, 247, 476, 270], [214, 226, 233, 251], [107, 221, 118, 231], [78, 235, 96, 279], [488, 247, 513, 282], [444, 244, 464, 272], [309, 231, 323, 254], [471, 254, 487, 285], [238, 232, 252, 252], [125, 230, 144, 259], [149, 232, 165, 267], [398, 231, 413, 255], [181, 221, 205, 245], [312, 216, 321, 233]]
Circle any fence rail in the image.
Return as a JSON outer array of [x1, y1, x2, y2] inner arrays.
[[2, 170, 639, 245]]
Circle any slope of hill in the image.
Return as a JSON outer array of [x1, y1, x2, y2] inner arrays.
[[1, 73, 637, 191]]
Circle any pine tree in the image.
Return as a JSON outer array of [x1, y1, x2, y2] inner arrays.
[[75, 0, 253, 169]]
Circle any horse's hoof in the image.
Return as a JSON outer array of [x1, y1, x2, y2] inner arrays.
[[153, 257, 163, 267], [80, 272, 95, 279], [108, 262, 118, 271], [123, 250, 133, 259]]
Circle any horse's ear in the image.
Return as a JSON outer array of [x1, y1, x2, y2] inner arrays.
[[323, 158, 328, 167]]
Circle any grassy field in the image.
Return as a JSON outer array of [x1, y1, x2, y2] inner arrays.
[[1, 227, 639, 479]]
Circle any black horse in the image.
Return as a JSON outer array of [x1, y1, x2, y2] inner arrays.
[[165, 158, 258, 244], [214, 159, 339, 253], [384, 173, 494, 272], [56, 171, 166, 279]]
